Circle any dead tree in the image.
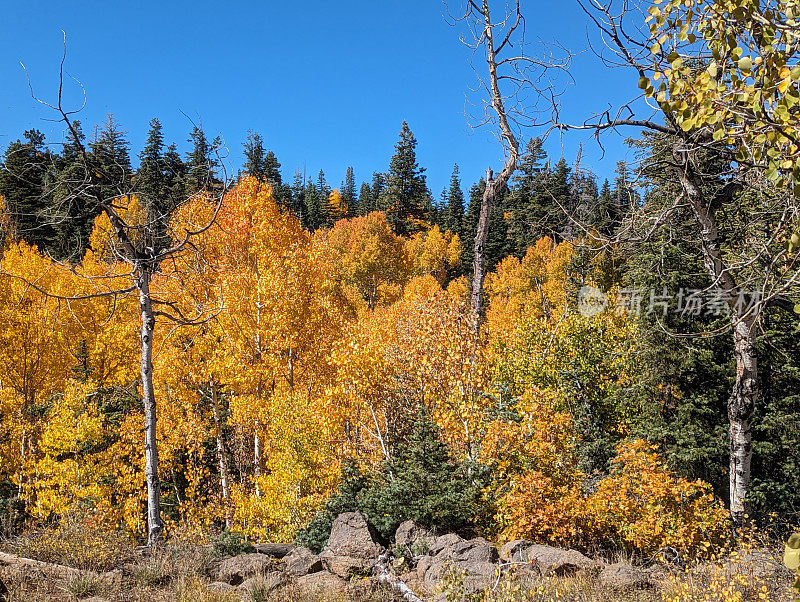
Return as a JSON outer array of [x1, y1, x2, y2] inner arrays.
[[10, 45, 226, 546], [450, 1, 571, 329]]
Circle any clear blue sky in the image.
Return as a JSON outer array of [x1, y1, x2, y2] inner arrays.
[[0, 0, 643, 196]]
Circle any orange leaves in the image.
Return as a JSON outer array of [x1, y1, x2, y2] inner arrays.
[[405, 224, 462, 285], [314, 211, 409, 310]]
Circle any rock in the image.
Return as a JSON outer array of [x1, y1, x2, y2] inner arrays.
[[598, 563, 651, 589], [516, 544, 596, 576], [240, 572, 287, 595], [320, 511, 384, 577], [419, 537, 499, 594], [428, 533, 465, 556], [207, 581, 238, 594], [395, 520, 435, 550], [282, 547, 324, 576], [216, 553, 279, 585], [296, 570, 348, 596], [253, 542, 296, 558], [499, 539, 533, 563]]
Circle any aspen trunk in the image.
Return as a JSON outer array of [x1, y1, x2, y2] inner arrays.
[[675, 158, 755, 527], [210, 378, 232, 529], [729, 315, 756, 526], [254, 432, 262, 498], [138, 267, 163, 546]]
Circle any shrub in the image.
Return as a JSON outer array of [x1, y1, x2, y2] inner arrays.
[[212, 529, 255, 557], [14, 514, 133, 571], [296, 412, 493, 552]]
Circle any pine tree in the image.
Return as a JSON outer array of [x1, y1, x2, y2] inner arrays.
[[441, 164, 465, 238], [135, 118, 177, 249], [0, 129, 57, 253], [185, 125, 219, 194], [53, 120, 101, 259], [461, 178, 511, 277], [242, 131, 267, 181], [379, 121, 429, 236], [163, 143, 187, 211], [357, 182, 372, 216], [288, 169, 308, 226], [341, 167, 357, 216], [90, 114, 133, 202]]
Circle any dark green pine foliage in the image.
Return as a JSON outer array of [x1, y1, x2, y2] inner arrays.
[[568, 170, 599, 239], [90, 114, 134, 203], [357, 183, 373, 216], [589, 179, 619, 237], [302, 172, 332, 231], [53, 121, 103, 260], [341, 167, 357, 217], [379, 122, 429, 236], [295, 412, 491, 551], [242, 131, 290, 207], [0, 129, 58, 254], [135, 118, 175, 249], [612, 161, 637, 222], [358, 172, 386, 216], [185, 125, 220, 195], [441, 164, 465, 238], [163, 143, 187, 211], [288, 170, 308, 226], [505, 138, 564, 254], [242, 131, 268, 180]]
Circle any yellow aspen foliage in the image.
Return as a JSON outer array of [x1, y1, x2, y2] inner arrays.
[[326, 189, 349, 222], [313, 211, 410, 310], [405, 224, 462, 285], [88, 195, 149, 261]]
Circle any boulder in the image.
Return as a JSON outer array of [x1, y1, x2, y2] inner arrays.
[[253, 542, 296, 558], [418, 537, 499, 594], [320, 511, 384, 577], [296, 570, 348, 596], [428, 533, 465, 557], [499, 539, 533, 563], [282, 547, 324, 576], [395, 520, 435, 550], [598, 563, 651, 589], [216, 553, 278, 585], [515, 544, 596, 576]]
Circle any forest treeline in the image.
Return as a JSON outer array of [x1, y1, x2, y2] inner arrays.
[[0, 115, 798, 558], [0, 117, 633, 271]]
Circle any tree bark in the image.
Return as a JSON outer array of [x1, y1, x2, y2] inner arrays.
[[673, 154, 755, 527], [210, 377, 232, 529], [138, 266, 163, 546], [469, 0, 520, 329]]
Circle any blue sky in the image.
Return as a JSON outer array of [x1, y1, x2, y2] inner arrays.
[[0, 0, 645, 196]]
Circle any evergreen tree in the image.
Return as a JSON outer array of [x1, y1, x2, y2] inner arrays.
[[53, 120, 101, 260], [0, 129, 57, 253], [288, 170, 308, 226], [242, 131, 268, 181], [379, 122, 429, 236], [185, 125, 219, 194], [163, 143, 187, 210], [341, 166, 357, 216], [135, 118, 178, 249], [461, 179, 511, 277], [357, 182, 372, 216], [441, 164, 465, 238], [90, 114, 134, 202]]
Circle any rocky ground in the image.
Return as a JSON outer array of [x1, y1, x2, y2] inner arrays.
[[0, 512, 792, 601]]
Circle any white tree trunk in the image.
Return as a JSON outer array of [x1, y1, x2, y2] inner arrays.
[[210, 378, 232, 529], [138, 267, 163, 546]]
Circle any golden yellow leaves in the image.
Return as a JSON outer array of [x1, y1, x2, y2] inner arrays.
[[643, 0, 800, 188]]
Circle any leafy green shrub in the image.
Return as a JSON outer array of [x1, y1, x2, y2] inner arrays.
[[296, 412, 492, 552], [213, 529, 255, 557]]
